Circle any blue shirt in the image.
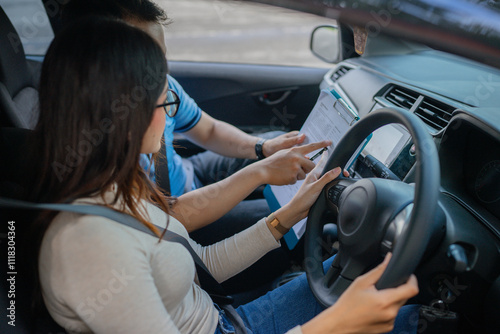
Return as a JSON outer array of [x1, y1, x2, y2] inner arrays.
[[141, 75, 202, 196]]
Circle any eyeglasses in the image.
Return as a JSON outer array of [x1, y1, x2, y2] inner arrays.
[[156, 89, 180, 117]]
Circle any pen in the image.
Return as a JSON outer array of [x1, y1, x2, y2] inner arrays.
[[309, 147, 328, 161]]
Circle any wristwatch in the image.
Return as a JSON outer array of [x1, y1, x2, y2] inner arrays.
[[255, 138, 267, 160], [267, 212, 289, 235]]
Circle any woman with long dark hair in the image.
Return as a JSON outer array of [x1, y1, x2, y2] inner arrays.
[[31, 18, 419, 334]]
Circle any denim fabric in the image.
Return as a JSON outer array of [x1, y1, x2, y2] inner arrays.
[[214, 305, 237, 334], [234, 256, 420, 334]]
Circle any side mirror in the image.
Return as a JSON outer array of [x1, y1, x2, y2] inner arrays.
[[310, 25, 340, 63]]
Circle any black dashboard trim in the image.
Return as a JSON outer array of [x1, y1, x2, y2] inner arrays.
[[451, 111, 500, 142], [442, 191, 500, 241]]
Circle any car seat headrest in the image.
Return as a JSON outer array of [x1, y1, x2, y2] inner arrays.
[[0, 6, 32, 98]]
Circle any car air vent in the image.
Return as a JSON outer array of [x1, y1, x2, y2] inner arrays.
[[331, 66, 352, 81], [414, 97, 454, 131], [384, 85, 454, 132], [385, 86, 418, 110]]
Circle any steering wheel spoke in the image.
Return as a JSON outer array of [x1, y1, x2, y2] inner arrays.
[[323, 250, 369, 287], [324, 176, 357, 210], [319, 251, 373, 305], [323, 254, 341, 287]]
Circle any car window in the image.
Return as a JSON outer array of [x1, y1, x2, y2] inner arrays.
[[159, 0, 336, 67], [0, 0, 54, 56]]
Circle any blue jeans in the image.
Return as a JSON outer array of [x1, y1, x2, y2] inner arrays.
[[214, 256, 420, 334]]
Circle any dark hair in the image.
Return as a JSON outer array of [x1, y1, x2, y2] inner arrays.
[[33, 15, 171, 224], [29, 17, 172, 319], [61, 0, 170, 27]]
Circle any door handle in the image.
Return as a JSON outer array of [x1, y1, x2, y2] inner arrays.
[[255, 87, 297, 106]]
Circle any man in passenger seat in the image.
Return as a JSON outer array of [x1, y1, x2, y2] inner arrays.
[[31, 18, 420, 333], [61, 0, 324, 292]]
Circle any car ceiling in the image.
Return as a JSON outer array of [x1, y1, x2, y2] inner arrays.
[[244, 0, 500, 69]]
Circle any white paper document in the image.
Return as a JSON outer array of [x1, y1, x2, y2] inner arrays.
[[266, 89, 359, 246]]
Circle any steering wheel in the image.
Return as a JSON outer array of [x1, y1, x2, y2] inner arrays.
[[305, 107, 440, 307]]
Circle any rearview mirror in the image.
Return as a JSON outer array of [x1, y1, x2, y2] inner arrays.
[[310, 25, 340, 64]]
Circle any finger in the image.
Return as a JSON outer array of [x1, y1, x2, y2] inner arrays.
[[314, 151, 329, 171], [343, 169, 350, 177], [296, 133, 306, 144], [298, 157, 316, 174], [370, 320, 397, 334], [357, 253, 392, 286], [297, 169, 307, 181], [313, 166, 341, 187], [284, 130, 300, 138], [295, 140, 332, 155], [280, 135, 305, 148], [308, 152, 330, 180], [379, 274, 419, 303]]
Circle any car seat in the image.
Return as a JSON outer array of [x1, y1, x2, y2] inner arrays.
[[0, 126, 68, 333], [0, 6, 61, 326], [0, 6, 41, 129]]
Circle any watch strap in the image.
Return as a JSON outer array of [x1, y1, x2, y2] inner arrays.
[[267, 212, 289, 235], [255, 138, 267, 160]]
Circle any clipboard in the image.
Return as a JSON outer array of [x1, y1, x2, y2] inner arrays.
[[330, 89, 359, 126], [264, 89, 368, 250]]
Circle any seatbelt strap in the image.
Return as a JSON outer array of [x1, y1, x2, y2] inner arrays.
[[0, 197, 232, 304], [154, 138, 171, 195], [1, 196, 249, 333]]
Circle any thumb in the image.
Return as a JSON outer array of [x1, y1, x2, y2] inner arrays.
[[308, 150, 331, 181], [313, 150, 329, 172], [358, 253, 392, 286]]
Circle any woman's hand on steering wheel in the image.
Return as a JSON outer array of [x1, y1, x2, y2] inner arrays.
[[302, 253, 419, 334], [273, 153, 347, 230]]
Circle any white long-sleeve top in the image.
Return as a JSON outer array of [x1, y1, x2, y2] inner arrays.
[[39, 190, 303, 333]]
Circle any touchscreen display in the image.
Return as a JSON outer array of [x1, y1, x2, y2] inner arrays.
[[362, 123, 411, 167]]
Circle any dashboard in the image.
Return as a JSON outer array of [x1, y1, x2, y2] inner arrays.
[[319, 51, 500, 226], [463, 131, 500, 218], [440, 115, 500, 232], [317, 42, 500, 331]]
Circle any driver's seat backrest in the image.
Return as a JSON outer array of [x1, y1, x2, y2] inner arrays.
[[0, 127, 35, 199], [0, 5, 39, 129], [0, 127, 67, 333]]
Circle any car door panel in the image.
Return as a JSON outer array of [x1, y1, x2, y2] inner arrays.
[[169, 61, 327, 133]]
